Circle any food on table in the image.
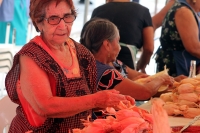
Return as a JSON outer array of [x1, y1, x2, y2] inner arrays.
[[72, 99, 171, 133], [151, 98, 171, 133], [135, 67, 169, 92], [160, 92, 173, 102], [160, 77, 200, 118]]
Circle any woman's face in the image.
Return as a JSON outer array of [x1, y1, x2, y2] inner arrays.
[[109, 33, 121, 62], [187, 0, 200, 12], [37, 1, 74, 45], [196, 1, 200, 12]]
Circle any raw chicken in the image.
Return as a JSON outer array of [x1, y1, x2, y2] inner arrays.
[[178, 93, 198, 103], [162, 102, 181, 116], [151, 98, 172, 133], [177, 83, 194, 94], [160, 92, 173, 102], [73, 98, 172, 133]]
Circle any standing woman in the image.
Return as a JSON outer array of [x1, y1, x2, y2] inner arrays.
[[152, 0, 175, 31], [5, 0, 134, 132], [155, 0, 200, 77]]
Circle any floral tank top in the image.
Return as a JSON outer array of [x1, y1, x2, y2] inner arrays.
[[155, 1, 199, 77]]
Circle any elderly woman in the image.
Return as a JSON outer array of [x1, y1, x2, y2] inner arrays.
[[5, 0, 134, 132], [80, 18, 174, 102], [155, 0, 200, 77]]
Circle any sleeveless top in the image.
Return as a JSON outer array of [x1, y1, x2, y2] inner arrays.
[[155, 1, 200, 77], [5, 36, 97, 133]]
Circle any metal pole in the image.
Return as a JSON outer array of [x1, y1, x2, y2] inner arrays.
[[154, 0, 158, 15], [5, 23, 10, 44], [83, 0, 90, 24]]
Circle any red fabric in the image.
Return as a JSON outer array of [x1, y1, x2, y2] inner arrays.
[[17, 74, 56, 127]]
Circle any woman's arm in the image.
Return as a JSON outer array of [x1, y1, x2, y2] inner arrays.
[[0, 0, 3, 6], [175, 7, 200, 58], [99, 69, 173, 100], [114, 74, 172, 100], [136, 26, 154, 73], [19, 55, 133, 118], [126, 66, 148, 80], [152, 0, 175, 31]]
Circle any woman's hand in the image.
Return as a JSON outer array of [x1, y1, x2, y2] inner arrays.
[[94, 89, 135, 108], [159, 75, 174, 87]]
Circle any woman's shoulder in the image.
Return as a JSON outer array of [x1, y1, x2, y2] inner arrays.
[[96, 61, 113, 71], [73, 40, 91, 53], [17, 41, 39, 55]]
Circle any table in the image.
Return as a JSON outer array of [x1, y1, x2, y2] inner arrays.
[[139, 101, 200, 132]]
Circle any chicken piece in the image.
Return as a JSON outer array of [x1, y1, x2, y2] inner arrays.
[[178, 92, 199, 103], [151, 98, 172, 133], [177, 83, 195, 94], [179, 105, 188, 111], [171, 81, 180, 89], [160, 92, 173, 102], [171, 93, 179, 103], [121, 121, 152, 133], [195, 86, 200, 94], [115, 109, 142, 121], [162, 102, 181, 116], [112, 117, 145, 133], [183, 108, 200, 118], [177, 100, 199, 108], [180, 78, 200, 86]]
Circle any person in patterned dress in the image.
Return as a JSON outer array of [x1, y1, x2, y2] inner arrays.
[[155, 0, 200, 77], [152, 0, 176, 31], [80, 18, 174, 102], [5, 0, 135, 132]]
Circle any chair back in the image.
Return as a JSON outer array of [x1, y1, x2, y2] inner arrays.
[[0, 50, 13, 99], [0, 96, 18, 133]]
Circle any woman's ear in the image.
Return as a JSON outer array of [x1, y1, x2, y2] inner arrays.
[[102, 39, 110, 51], [36, 22, 43, 33]]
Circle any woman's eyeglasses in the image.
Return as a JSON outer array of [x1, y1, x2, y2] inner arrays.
[[45, 14, 76, 25]]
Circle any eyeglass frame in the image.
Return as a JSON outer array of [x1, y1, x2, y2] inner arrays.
[[44, 14, 76, 25]]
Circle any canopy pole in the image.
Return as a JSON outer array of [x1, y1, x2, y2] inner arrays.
[[83, 0, 90, 24]]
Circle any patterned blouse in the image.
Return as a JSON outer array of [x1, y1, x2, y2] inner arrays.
[[155, 1, 199, 77], [96, 60, 126, 91]]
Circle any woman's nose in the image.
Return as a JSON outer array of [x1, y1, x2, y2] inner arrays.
[[119, 44, 121, 51], [58, 19, 67, 28]]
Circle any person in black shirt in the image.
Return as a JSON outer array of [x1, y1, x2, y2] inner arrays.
[[91, 0, 154, 73]]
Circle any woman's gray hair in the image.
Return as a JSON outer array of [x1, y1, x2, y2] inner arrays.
[[80, 18, 119, 54]]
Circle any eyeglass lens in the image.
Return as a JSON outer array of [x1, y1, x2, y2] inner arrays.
[[48, 15, 76, 25]]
